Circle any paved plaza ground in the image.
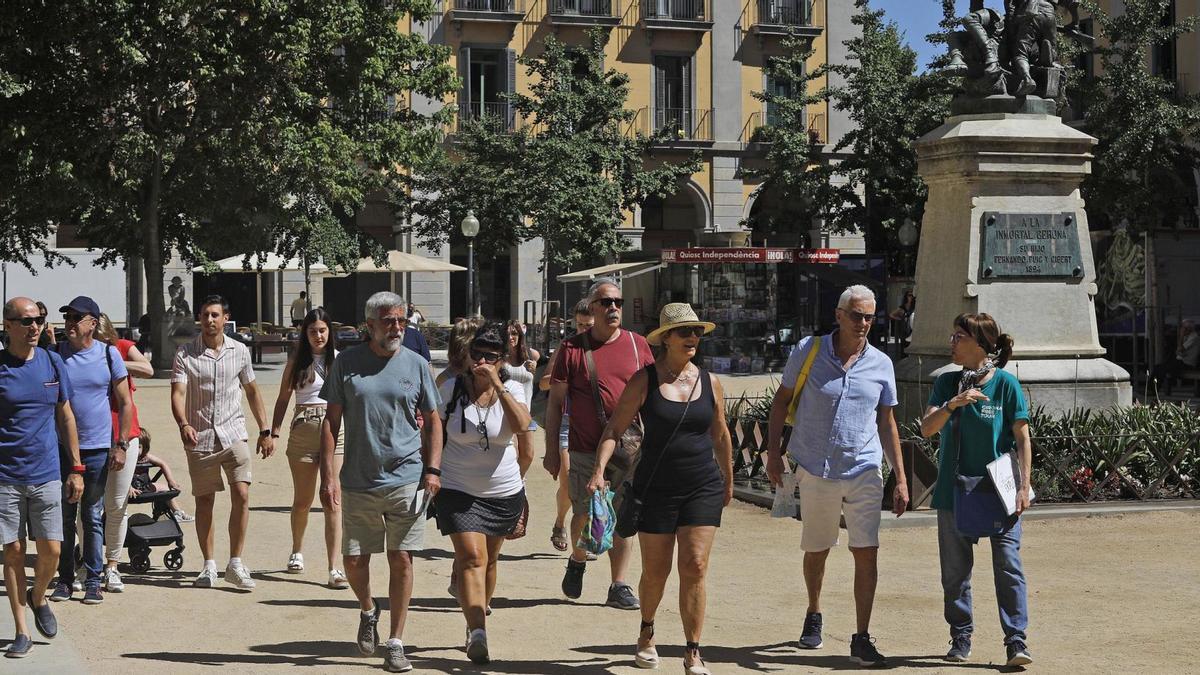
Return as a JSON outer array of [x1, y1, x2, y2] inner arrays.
[[2, 364, 1198, 674]]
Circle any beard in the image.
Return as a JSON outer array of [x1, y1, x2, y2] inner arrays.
[[376, 336, 402, 352]]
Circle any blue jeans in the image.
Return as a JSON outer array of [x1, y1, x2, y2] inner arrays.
[[59, 448, 109, 586], [936, 508, 1029, 644]]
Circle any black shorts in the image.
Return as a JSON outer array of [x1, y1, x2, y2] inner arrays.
[[636, 478, 725, 535]]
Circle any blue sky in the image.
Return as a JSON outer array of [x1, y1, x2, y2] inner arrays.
[[870, 0, 969, 71]]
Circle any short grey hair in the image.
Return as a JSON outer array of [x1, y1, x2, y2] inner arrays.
[[365, 291, 406, 321], [837, 285, 876, 309], [587, 277, 619, 301]]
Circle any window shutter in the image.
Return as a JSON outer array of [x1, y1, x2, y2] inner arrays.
[[459, 46, 473, 120], [506, 48, 518, 129], [654, 56, 667, 127]]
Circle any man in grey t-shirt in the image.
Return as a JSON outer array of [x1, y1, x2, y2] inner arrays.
[[320, 292, 441, 673]]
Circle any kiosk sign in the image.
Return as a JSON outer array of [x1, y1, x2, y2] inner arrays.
[[661, 248, 840, 264], [979, 212, 1083, 279]]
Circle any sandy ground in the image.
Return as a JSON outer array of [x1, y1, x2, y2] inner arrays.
[[3, 370, 1199, 674]]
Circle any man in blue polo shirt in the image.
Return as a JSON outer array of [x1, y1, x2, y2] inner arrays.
[[766, 285, 909, 668], [0, 297, 84, 658]]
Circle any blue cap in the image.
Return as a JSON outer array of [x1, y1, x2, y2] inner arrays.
[[59, 296, 101, 318]]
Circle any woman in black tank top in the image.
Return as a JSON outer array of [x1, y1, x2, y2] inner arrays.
[[585, 303, 734, 675]]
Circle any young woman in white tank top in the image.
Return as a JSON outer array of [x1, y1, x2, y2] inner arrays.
[[270, 308, 347, 589]]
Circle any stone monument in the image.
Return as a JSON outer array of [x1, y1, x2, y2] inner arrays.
[[893, 0, 1131, 420]]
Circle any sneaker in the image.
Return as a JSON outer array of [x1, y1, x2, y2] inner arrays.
[[49, 582, 72, 602], [466, 628, 490, 664], [104, 567, 125, 593], [4, 634, 32, 659], [82, 583, 104, 605], [561, 558, 585, 600], [287, 553, 304, 574], [383, 639, 411, 672], [358, 601, 381, 655], [850, 631, 887, 667], [27, 590, 57, 639], [946, 634, 972, 662], [194, 567, 218, 588], [172, 509, 195, 523], [798, 611, 823, 649], [606, 582, 640, 610], [1006, 640, 1033, 667], [225, 562, 256, 589], [328, 569, 349, 589]]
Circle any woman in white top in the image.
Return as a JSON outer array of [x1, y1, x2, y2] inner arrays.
[[501, 320, 540, 409], [436, 322, 533, 665], [270, 308, 347, 589]]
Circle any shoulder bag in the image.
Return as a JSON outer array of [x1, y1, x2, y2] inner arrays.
[[951, 409, 1017, 538], [583, 331, 643, 470], [784, 336, 821, 426]]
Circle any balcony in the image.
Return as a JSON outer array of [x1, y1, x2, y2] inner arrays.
[[630, 107, 713, 143], [455, 101, 516, 133], [740, 0, 821, 39], [450, 0, 525, 25], [640, 0, 713, 32], [548, 0, 620, 27], [740, 111, 826, 145]]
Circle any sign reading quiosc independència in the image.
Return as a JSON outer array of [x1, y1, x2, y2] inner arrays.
[[979, 212, 1084, 280]]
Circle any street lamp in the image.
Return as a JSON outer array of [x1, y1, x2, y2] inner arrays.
[[461, 210, 480, 316], [897, 218, 919, 276]]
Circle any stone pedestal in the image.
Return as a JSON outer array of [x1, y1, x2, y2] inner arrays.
[[894, 111, 1131, 421]]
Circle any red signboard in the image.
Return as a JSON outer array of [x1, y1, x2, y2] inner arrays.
[[661, 248, 840, 264]]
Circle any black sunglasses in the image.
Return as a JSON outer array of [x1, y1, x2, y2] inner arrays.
[[7, 316, 46, 327], [469, 349, 503, 364], [593, 298, 624, 309], [63, 312, 92, 323], [671, 326, 705, 338]]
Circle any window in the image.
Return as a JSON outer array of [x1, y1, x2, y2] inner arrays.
[[765, 70, 795, 128], [458, 47, 517, 130], [654, 55, 692, 135]]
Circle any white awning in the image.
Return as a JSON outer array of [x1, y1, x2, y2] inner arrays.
[[557, 261, 662, 283], [354, 250, 467, 273], [192, 253, 329, 273]]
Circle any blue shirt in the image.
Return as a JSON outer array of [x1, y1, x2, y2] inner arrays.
[[320, 344, 441, 492], [402, 327, 431, 362], [783, 333, 898, 479], [56, 341, 128, 450], [0, 348, 73, 485]]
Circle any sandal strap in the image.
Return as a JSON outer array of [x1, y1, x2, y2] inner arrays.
[[640, 620, 655, 637], [685, 641, 700, 652]]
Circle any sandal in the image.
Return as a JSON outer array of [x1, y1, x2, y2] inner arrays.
[[635, 620, 659, 669], [684, 641, 712, 675], [551, 525, 569, 552]]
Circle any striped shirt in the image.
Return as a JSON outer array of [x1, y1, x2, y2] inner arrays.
[[172, 335, 256, 453]]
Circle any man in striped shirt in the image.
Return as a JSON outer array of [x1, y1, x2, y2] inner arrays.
[[171, 295, 275, 590]]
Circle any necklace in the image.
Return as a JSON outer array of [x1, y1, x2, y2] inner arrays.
[[665, 362, 695, 384], [470, 385, 497, 436]]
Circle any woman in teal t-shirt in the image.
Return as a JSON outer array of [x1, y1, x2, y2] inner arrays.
[[920, 313, 1033, 669]]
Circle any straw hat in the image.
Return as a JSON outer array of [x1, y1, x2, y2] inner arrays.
[[645, 303, 716, 346]]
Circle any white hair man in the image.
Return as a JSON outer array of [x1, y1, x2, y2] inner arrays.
[[765, 284, 909, 667]]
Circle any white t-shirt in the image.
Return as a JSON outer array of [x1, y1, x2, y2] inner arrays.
[[438, 377, 526, 498], [294, 350, 337, 406]]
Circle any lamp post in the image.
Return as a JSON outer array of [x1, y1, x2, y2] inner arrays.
[[461, 210, 480, 317], [897, 218, 919, 276]]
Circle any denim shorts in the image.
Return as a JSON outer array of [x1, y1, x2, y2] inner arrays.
[[0, 481, 64, 545]]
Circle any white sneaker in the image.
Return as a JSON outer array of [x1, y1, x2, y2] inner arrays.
[[466, 628, 490, 665], [172, 509, 195, 523], [287, 553, 304, 574], [328, 569, 349, 589], [225, 562, 256, 589], [104, 567, 124, 593], [194, 568, 218, 588]]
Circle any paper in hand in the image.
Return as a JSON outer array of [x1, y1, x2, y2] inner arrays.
[[409, 488, 429, 516], [986, 451, 1035, 516]]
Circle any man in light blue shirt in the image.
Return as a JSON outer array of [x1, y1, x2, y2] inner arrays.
[[766, 285, 909, 667]]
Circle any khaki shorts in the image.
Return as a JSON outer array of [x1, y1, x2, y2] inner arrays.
[[797, 465, 883, 552], [568, 450, 636, 515], [342, 483, 426, 556], [186, 439, 253, 496], [285, 408, 344, 463]]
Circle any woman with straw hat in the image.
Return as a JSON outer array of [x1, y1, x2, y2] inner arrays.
[[587, 302, 734, 675]]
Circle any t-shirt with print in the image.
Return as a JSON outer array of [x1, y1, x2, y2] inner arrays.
[[550, 328, 655, 456], [437, 377, 526, 498], [56, 340, 128, 450], [927, 368, 1030, 511], [321, 344, 441, 492], [109, 339, 141, 443], [0, 348, 73, 485]]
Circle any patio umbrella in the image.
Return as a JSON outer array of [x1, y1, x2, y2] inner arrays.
[[353, 250, 467, 293], [193, 254, 330, 329]]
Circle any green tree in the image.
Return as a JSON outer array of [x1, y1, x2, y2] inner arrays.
[[1079, 0, 1200, 231], [0, 1, 456, 366], [405, 30, 700, 287]]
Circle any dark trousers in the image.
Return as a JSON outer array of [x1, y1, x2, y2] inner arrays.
[[59, 449, 109, 586]]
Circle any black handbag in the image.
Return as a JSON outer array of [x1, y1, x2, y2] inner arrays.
[[614, 372, 699, 539]]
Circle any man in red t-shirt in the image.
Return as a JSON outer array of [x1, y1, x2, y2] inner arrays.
[[545, 278, 654, 609]]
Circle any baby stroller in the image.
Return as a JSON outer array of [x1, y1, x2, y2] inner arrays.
[[123, 462, 186, 573]]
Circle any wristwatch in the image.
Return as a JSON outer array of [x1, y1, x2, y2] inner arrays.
[[116, 441, 127, 450], [423, 467, 442, 477], [70, 465, 86, 474], [259, 429, 272, 439]]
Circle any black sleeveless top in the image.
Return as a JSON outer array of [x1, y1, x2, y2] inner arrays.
[[633, 365, 723, 495]]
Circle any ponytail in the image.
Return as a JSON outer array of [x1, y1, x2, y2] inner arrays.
[[994, 333, 1014, 369]]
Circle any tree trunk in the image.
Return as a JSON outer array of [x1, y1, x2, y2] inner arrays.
[[142, 154, 170, 372]]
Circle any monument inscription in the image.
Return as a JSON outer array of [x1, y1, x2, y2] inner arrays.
[[979, 212, 1082, 279]]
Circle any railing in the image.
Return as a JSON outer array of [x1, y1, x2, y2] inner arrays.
[[550, 0, 613, 16], [456, 101, 515, 132], [643, 107, 712, 141], [806, 112, 826, 144], [641, 0, 708, 22], [453, 0, 523, 11], [750, 0, 812, 26], [739, 110, 826, 145]]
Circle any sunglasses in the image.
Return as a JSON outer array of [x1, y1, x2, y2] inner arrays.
[[7, 316, 46, 327], [671, 326, 705, 338], [375, 316, 407, 326], [593, 298, 624, 309], [839, 309, 873, 324], [470, 349, 503, 364], [63, 312, 92, 323]]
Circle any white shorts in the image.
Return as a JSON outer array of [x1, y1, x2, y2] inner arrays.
[[797, 465, 883, 552]]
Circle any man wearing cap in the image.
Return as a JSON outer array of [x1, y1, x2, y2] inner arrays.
[[1, 297, 84, 658], [171, 295, 275, 590], [545, 278, 655, 609], [47, 296, 133, 606]]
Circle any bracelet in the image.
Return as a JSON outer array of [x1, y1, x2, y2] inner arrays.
[[423, 466, 442, 477], [70, 465, 86, 474], [179, 423, 192, 431]]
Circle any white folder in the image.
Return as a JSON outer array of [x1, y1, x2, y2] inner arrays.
[[986, 451, 1036, 516]]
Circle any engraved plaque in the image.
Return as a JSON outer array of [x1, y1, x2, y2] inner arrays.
[[979, 212, 1083, 279]]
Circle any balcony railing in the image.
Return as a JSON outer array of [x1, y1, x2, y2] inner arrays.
[[740, 0, 820, 37], [456, 101, 515, 133], [641, 0, 710, 24], [550, 0, 613, 16], [631, 107, 712, 142], [454, 0, 520, 10], [450, 0, 525, 22], [740, 110, 826, 145]]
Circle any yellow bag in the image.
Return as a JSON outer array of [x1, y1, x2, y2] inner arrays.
[[784, 336, 821, 426]]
